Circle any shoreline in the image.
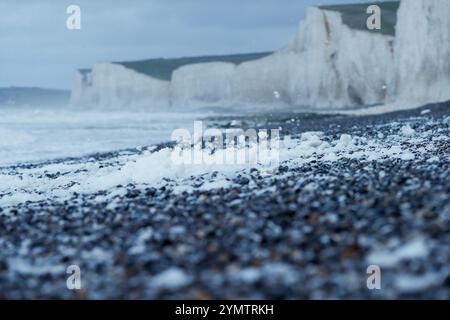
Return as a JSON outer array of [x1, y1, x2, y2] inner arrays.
[[3, 100, 448, 171]]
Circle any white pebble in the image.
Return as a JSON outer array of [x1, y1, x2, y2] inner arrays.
[[152, 268, 191, 290]]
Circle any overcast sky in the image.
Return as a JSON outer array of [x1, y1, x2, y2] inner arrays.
[[0, 0, 380, 89]]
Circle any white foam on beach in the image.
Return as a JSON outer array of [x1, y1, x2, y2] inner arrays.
[[401, 125, 416, 137], [0, 118, 444, 208]]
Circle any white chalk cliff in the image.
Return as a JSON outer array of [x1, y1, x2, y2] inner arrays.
[[71, 63, 170, 109], [389, 0, 450, 107], [287, 7, 394, 108], [70, 0, 450, 110], [171, 62, 235, 108]]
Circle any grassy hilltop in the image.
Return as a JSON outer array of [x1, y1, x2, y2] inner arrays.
[[116, 52, 272, 81]]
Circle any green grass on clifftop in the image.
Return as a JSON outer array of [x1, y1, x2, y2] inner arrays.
[[320, 1, 400, 36], [115, 52, 272, 81]]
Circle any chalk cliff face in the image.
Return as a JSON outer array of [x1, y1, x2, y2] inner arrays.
[[70, 70, 94, 108], [287, 8, 394, 108], [389, 0, 450, 106], [70, 63, 170, 109], [171, 62, 235, 108], [231, 50, 297, 106], [70, 0, 450, 111]]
